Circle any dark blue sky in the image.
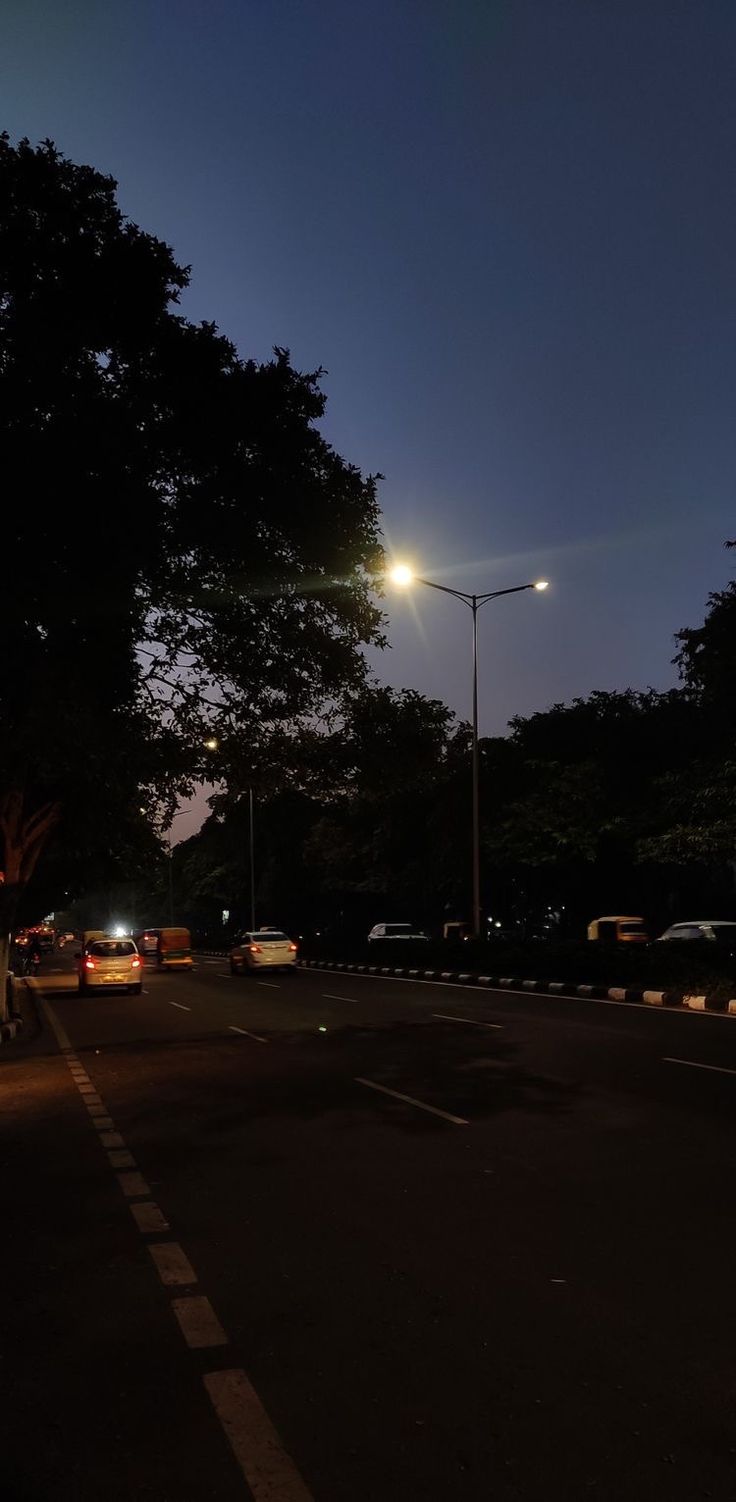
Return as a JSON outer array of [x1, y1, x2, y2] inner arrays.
[[5, 1, 735, 796]]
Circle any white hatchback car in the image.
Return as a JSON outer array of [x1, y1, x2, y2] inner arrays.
[[77, 938, 143, 994], [230, 930, 298, 974]]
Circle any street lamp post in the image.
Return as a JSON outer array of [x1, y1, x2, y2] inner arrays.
[[391, 567, 548, 939]]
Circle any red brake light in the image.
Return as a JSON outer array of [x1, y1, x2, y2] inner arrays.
[[289, 943, 298, 952], [248, 944, 262, 954], [84, 958, 95, 970], [131, 957, 141, 969]]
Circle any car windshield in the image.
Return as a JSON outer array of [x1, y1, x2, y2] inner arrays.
[[619, 923, 645, 934], [385, 924, 414, 935], [88, 941, 136, 957]]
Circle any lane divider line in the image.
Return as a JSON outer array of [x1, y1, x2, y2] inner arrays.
[[355, 1076, 469, 1126], [169, 1001, 191, 1011], [228, 1025, 268, 1043], [256, 981, 280, 989], [662, 1056, 736, 1077], [40, 990, 311, 1496], [432, 1012, 503, 1030], [204, 1368, 313, 1502], [322, 993, 358, 1004], [117, 1171, 151, 1199], [148, 1241, 198, 1287], [172, 1296, 229, 1349], [130, 1201, 170, 1234]]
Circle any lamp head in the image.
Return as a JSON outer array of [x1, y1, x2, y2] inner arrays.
[[534, 580, 549, 591], [390, 563, 414, 587]]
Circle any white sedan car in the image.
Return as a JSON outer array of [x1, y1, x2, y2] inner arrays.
[[230, 930, 298, 974], [367, 923, 429, 942]]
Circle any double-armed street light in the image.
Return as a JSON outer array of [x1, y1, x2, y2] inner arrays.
[[390, 564, 549, 939]]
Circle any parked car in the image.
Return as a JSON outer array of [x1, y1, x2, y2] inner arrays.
[[230, 929, 298, 974], [367, 923, 429, 942], [587, 916, 649, 943], [77, 937, 143, 995], [657, 921, 736, 955]]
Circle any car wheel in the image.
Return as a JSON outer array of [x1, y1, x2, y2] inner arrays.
[[230, 959, 238, 975], [130, 983, 143, 996], [78, 981, 86, 994]]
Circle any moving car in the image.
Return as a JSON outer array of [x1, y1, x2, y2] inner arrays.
[[157, 927, 192, 970], [367, 922, 429, 942], [230, 929, 298, 974], [657, 920, 736, 954], [587, 916, 649, 943], [134, 928, 161, 957], [77, 937, 143, 995]]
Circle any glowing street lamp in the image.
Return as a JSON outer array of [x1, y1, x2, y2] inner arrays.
[[390, 563, 549, 938]]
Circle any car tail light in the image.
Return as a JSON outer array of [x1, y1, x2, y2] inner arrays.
[[289, 943, 298, 952], [85, 958, 95, 970], [131, 957, 141, 969], [248, 944, 262, 954]]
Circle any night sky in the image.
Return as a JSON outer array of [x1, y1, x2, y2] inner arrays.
[[4, 1, 735, 834]]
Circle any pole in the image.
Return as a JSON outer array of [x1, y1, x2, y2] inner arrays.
[[471, 597, 481, 939], [168, 832, 174, 925], [248, 787, 256, 931]]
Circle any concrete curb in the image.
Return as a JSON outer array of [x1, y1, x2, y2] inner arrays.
[[0, 974, 25, 1045], [295, 959, 736, 1016]]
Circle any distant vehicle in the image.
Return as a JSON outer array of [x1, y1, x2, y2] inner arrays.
[[134, 928, 162, 957], [367, 923, 429, 942], [77, 938, 143, 995], [443, 922, 471, 942], [230, 929, 298, 974], [657, 921, 736, 953], [13, 930, 29, 950], [28, 926, 54, 953], [56, 931, 76, 948], [587, 916, 649, 944], [156, 927, 192, 970]]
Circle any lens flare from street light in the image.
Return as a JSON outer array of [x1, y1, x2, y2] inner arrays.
[[390, 563, 414, 587], [534, 580, 549, 591], [204, 737, 219, 750]]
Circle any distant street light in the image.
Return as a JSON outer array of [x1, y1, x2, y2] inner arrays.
[[391, 564, 549, 938], [204, 736, 219, 751]]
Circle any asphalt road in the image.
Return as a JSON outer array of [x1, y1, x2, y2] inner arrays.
[[3, 951, 736, 1500]]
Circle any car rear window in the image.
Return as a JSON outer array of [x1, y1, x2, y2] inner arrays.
[[385, 925, 413, 935], [255, 932, 289, 943], [88, 941, 136, 957], [618, 923, 645, 935]]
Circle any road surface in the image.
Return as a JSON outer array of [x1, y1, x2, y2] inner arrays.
[[3, 951, 736, 1500]]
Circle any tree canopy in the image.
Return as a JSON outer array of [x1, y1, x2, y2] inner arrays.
[[0, 135, 385, 986]]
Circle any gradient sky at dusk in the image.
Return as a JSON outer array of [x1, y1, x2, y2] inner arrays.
[[4, 1, 735, 837]]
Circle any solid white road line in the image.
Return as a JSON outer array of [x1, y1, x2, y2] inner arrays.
[[257, 981, 280, 988], [229, 1025, 268, 1044], [302, 965, 735, 1021], [204, 1368, 313, 1502], [169, 1000, 191, 1011], [355, 1076, 468, 1126], [662, 1056, 736, 1077], [116, 1171, 151, 1198], [217, 973, 232, 979], [130, 1201, 170, 1234], [172, 1296, 228, 1349], [148, 1241, 197, 1286], [323, 993, 358, 1004], [432, 1012, 503, 1030]]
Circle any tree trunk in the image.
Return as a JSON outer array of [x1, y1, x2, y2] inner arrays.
[[0, 791, 60, 1022]]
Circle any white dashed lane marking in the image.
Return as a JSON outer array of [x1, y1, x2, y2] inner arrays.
[[148, 1241, 197, 1286], [172, 1296, 228, 1349], [322, 993, 358, 1004], [39, 989, 311, 1498], [355, 1076, 469, 1126], [204, 1368, 313, 1502], [432, 1012, 503, 1030], [229, 1025, 268, 1044], [130, 1201, 170, 1234], [257, 981, 280, 988]]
